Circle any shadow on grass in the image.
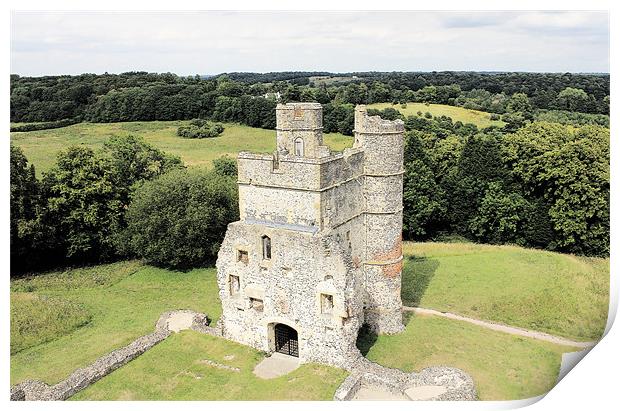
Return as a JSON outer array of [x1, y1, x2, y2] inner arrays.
[[356, 312, 419, 357], [356, 255, 439, 357], [401, 256, 439, 307]]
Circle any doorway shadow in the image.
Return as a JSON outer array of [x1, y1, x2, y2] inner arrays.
[[356, 323, 378, 356]]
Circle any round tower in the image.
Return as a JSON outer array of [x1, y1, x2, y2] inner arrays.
[[355, 105, 405, 334]]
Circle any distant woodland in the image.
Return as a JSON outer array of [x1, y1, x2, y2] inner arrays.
[[10, 71, 610, 272]]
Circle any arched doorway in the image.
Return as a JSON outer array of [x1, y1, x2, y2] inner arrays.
[[274, 323, 299, 357]]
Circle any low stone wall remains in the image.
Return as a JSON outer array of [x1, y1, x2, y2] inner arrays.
[[11, 308, 476, 402], [333, 356, 477, 401], [10, 310, 220, 401]]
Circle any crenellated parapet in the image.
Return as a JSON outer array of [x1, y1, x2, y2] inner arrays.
[[354, 105, 404, 138]]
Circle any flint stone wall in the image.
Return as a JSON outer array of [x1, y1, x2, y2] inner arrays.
[[216, 221, 364, 368], [218, 104, 407, 366], [334, 356, 477, 401]]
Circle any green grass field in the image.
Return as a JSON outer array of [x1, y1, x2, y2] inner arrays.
[[72, 331, 347, 400], [401, 242, 610, 341], [363, 313, 575, 400], [10, 261, 222, 385], [10, 241, 607, 400], [367, 102, 506, 129], [10, 121, 353, 175], [11, 293, 92, 355]]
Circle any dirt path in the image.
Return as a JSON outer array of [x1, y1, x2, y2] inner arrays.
[[405, 306, 596, 348]]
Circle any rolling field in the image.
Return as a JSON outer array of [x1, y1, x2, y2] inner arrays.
[[401, 242, 610, 341], [10, 261, 222, 385], [10, 241, 608, 400], [367, 102, 506, 129], [10, 121, 353, 175]]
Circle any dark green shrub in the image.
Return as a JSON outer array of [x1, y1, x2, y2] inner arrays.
[[212, 156, 238, 177], [118, 168, 238, 269], [10, 118, 80, 132], [177, 120, 225, 138]]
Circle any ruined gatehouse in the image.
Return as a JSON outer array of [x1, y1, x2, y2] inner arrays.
[[216, 103, 405, 368]]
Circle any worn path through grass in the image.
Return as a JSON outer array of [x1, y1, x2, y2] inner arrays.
[[363, 313, 577, 401], [401, 242, 609, 342]]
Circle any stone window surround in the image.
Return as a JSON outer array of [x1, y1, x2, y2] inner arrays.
[[294, 137, 305, 157], [320, 293, 334, 315], [315, 280, 348, 324], [229, 274, 241, 297], [249, 297, 264, 312], [258, 233, 274, 269], [236, 248, 249, 265], [261, 235, 272, 261]]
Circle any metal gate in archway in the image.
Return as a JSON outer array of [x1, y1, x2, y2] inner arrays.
[[274, 323, 299, 357]]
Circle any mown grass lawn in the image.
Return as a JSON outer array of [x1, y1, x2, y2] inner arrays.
[[367, 102, 506, 129], [364, 313, 576, 401], [72, 331, 347, 400], [401, 242, 610, 341], [10, 261, 222, 385], [10, 121, 353, 175], [10, 242, 608, 400]]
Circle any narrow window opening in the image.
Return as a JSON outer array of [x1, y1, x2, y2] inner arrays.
[[262, 235, 272, 260], [294, 138, 304, 157], [229, 275, 240, 296], [321, 294, 334, 315], [272, 152, 280, 170]]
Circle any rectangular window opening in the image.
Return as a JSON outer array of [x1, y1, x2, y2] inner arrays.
[[237, 249, 248, 264], [250, 298, 264, 312], [272, 154, 280, 171], [229, 275, 240, 296], [321, 293, 334, 315], [262, 236, 272, 260]]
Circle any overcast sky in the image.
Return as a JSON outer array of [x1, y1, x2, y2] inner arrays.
[[10, 11, 609, 76]]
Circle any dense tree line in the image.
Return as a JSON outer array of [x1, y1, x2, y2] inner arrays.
[[226, 71, 609, 113], [391, 110, 610, 257], [10, 71, 610, 268], [10, 138, 237, 274], [11, 71, 610, 127], [11, 72, 188, 122], [223, 71, 331, 83]]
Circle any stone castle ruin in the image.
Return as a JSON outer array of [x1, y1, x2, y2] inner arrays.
[[12, 102, 476, 402], [216, 102, 406, 368]]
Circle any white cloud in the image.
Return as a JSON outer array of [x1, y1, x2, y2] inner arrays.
[[10, 11, 609, 75]]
